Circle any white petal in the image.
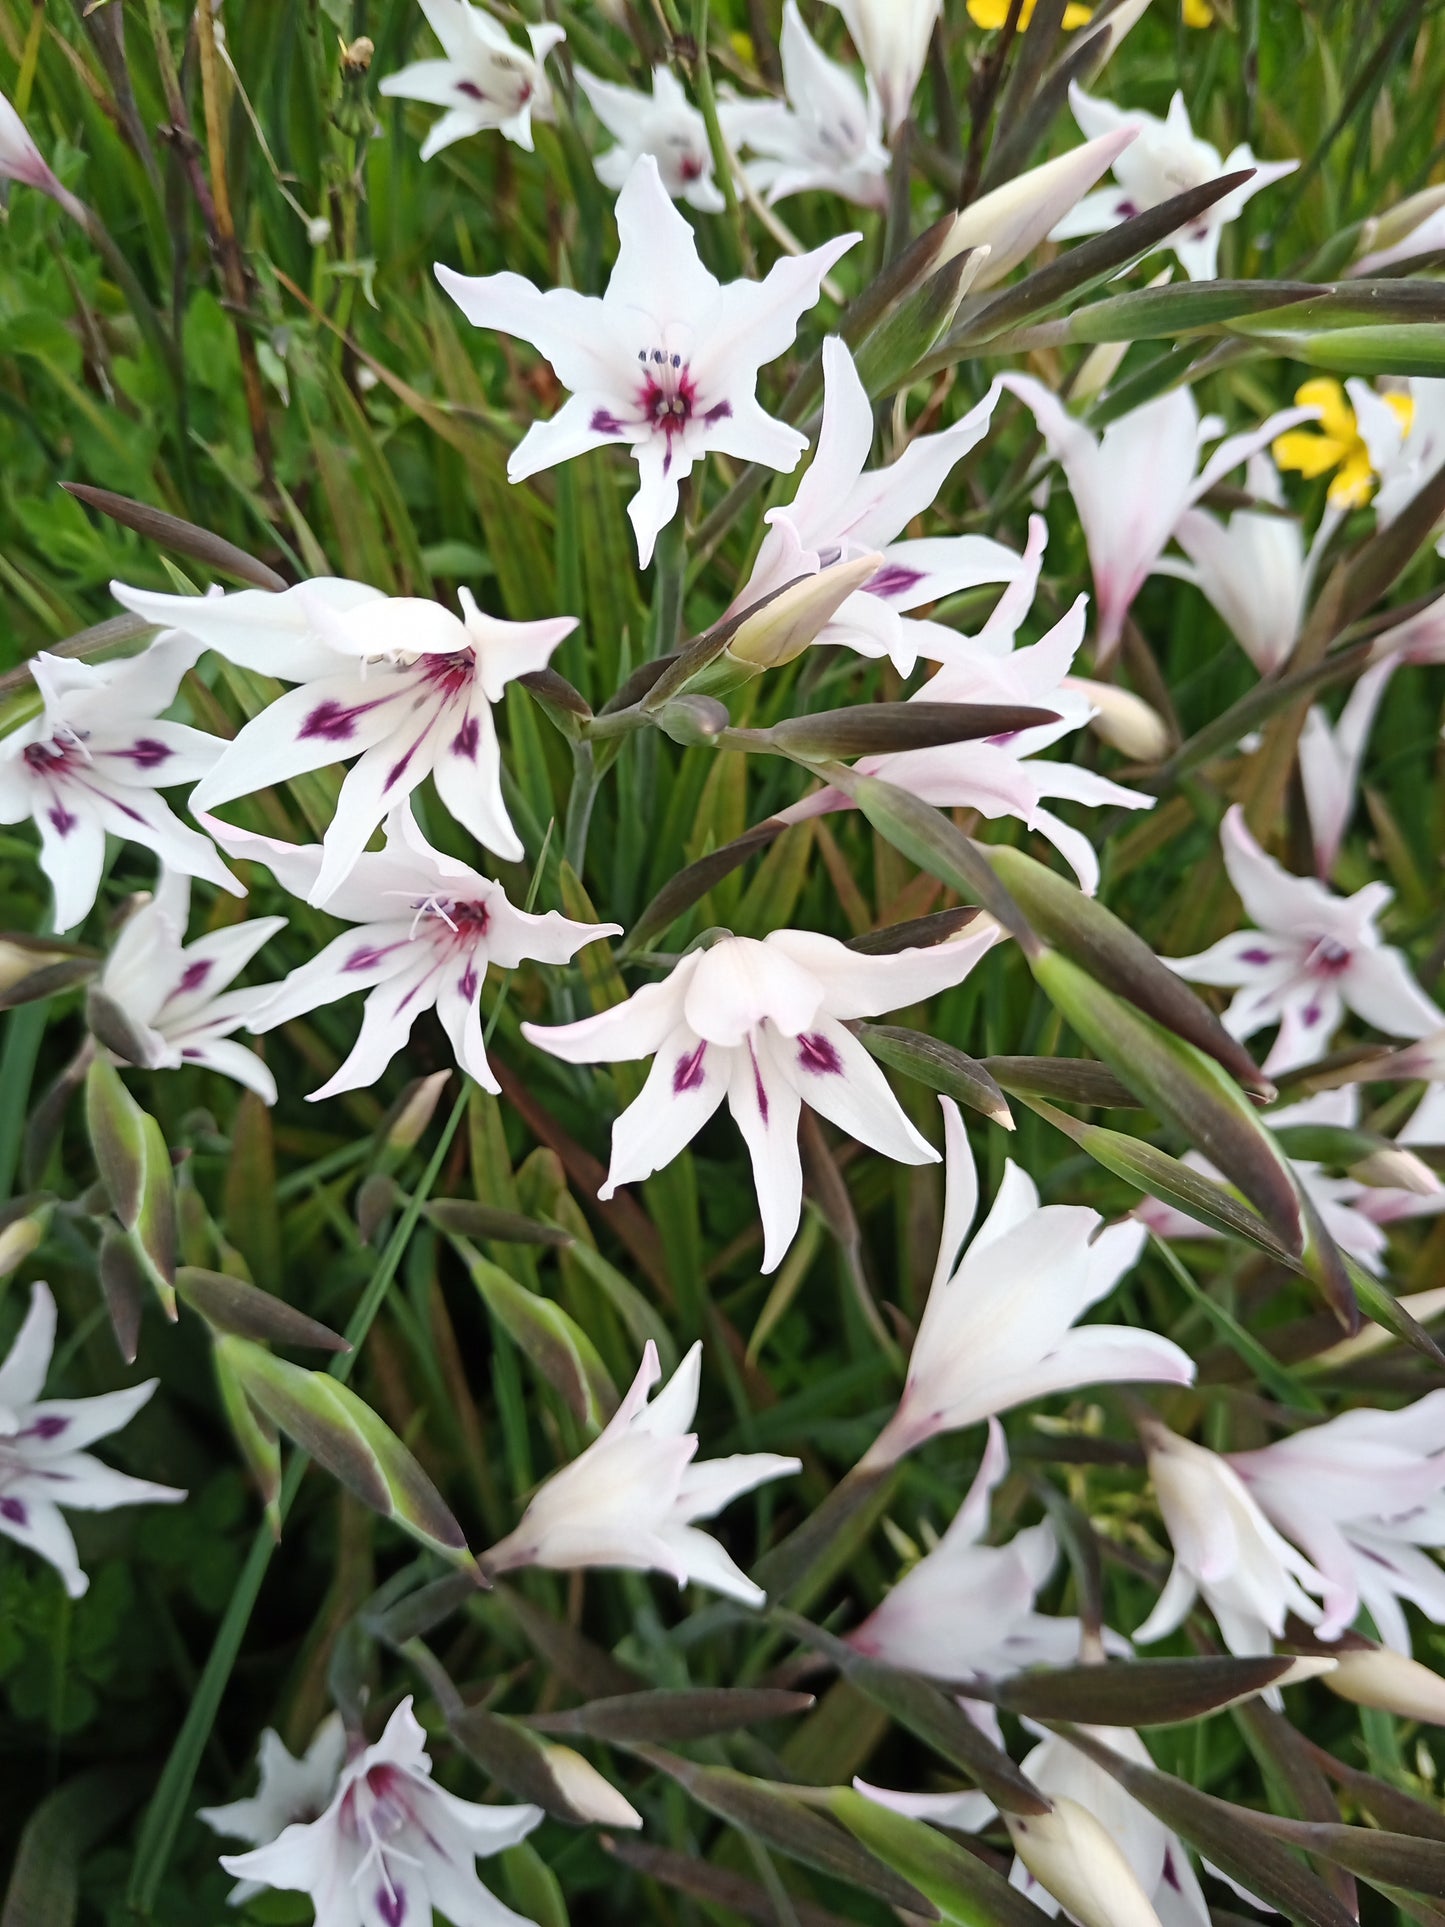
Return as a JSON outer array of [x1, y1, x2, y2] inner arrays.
[[0, 1281, 57, 1410], [599, 1026, 728, 1196], [727, 1028, 804, 1273]]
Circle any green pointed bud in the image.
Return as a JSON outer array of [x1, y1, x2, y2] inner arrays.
[[0, 933, 95, 1011], [725, 553, 883, 670], [224, 1338, 478, 1570], [1030, 948, 1302, 1256], [378, 1070, 453, 1162], [854, 246, 989, 399], [652, 695, 730, 746], [84, 1056, 177, 1314], [759, 699, 1059, 761], [450, 1705, 641, 1826], [98, 1222, 147, 1364], [461, 1246, 616, 1427], [175, 1267, 349, 1352], [859, 1025, 1014, 1129], [0, 1207, 47, 1280]]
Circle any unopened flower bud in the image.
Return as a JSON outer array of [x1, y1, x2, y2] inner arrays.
[[306, 214, 332, 246], [654, 694, 730, 745], [1324, 1645, 1445, 1726], [938, 129, 1137, 288], [544, 1745, 643, 1828], [340, 35, 374, 74], [1005, 1796, 1164, 1927], [1064, 676, 1171, 761], [1314, 1284, 1445, 1368], [1351, 1145, 1441, 1196], [726, 552, 883, 670], [0, 1211, 45, 1280]]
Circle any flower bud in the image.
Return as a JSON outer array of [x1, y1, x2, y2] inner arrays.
[[1315, 1285, 1445, 1368], [1005, 1797, 1164, 1927], [543, 1745, 643, 1828], [306, 214, 332, 246], [1324, 1645, 1445, 1726], [1350, 1145, 1441, 1196], [1364, 184, 1445, 256], [726, 552, 883, 669], [0, 1211, 45, 1280], [938, 130, 1137, 288], [1064, 676, 1171, 761]]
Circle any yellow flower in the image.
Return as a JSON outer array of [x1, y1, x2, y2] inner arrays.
[[1183, 0, 1215, 24], [1273, 377, 1414, 510], [967, 0, 1094, 27]]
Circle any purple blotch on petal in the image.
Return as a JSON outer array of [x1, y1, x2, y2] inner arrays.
[[0, 1497, 27, 1525], [176, 960, 212, 995], [673, 1041, 707, 1094], [867, 563, 925, 601], [1240, 947, 1275, 966], [459, 964, 479, 1001], [702, 401, 732, 425], [300, 699, 367, 742], [452, 717, 480, 761], [377, 1885, 407, 1927], [21, 1415, 67, 1441], [48, 804, 78, 836], [116, 738, 174, 770], [591, 408, 626, 435], [797, 1031, 843, 1076]]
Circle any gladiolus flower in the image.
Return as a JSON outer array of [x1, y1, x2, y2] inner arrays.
[[436, 155, 858, 565], [1324, 1643, 1445, 1725], [378, 0, 564, 156], [575, 66, 723, 213], [484, 1341, 799, 1605], [720, 1, 890, 210], [862, 1099, 1194, 1467], [1164, 805, 1443, 1075], [0, 638, 238, 933], [524, 923, 999, 1273], [1299, 657, 1398, 878], [219, 1697, 542, 1926], [199, 1715, 347, 1906], [208, 809, 617, 1101], [95, 869, 284, 1103], [0, 1282, 184, 1598], [0, 87, 86, 222], [1051, 82, 1297, 281], [823, 0, 941, 137]]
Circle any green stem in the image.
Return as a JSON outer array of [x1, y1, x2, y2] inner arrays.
[[689, 0, 752, 276], [126, 1085, 470, 1914]]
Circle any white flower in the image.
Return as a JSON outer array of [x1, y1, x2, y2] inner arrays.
[[863, 1100, 1194, 1467], [436, 155, 858, 565], [0, 1282, 185, 1599], [1230, 1392, 1445, 1656], [938, 128, 1138, 289], [1352, 193, 1445, 276], [220, 1696, 542, 1927], [1000, 374, 1315, 662], [0, 87, 86, 221], [206, 807, 616, 1102], [116, 577, 573, 901], [1136, 1418, 1328, 1663], [780, 516, 1154, 895], [378, 0, 564, 157], [1155, 454, 1313, 676], [1164, 805, 1443, 1075], [484, 1340, 799, 1605], [199, 1714, 347, 1906], [522, 922, 1000, 1274], [720, 1, 889, 210], [1351, 376, 1445, 547], [1051, 82, 1298, 280], [96, 869, 284, 1103], [576, 66, 723, 212], [0, 639, 239, 934], [1299, 656, 1399, 878], [725, 336, 1019, 674], [824, 0, 940, 138], [847, 1417, 1119, 1686]]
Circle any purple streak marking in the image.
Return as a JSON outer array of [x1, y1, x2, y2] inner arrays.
[[47, 804, 77, 836], [591, 408, 626, 434], [459, 964, 479, 1001], [21, 1416, 68, 1441], [702, 400, 732, 425], [673, 1041, 707, 1093], [0, 1497, 27, 1525], [749, 1041, 769, 1124], [867, 563, 925, 601], [452, 717, 480, 761], [116, 737, 174, 770], [176, 960, 212, 995], [797, 1031, 843, 1076]]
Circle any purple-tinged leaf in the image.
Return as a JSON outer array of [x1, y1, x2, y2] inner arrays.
[[175, 1268, 349, 1352], [63, 482, 287, 590]]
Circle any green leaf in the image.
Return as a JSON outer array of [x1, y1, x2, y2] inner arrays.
[[528, 1687, 815, 1744], [61, 482, 287, 590], [424, 1199, 573, 1247]]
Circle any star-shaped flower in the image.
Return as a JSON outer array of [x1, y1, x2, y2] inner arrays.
[[0, 639, 238, 933], [1165, 805, 1443, 1075], [523, 922, 1000, 1273], [485, 1340, 799, 1605], [1051, 81, 1297, 280], [199, 1715, 347, 1907], [117, 577, 573, 903], [436, 155, 858, 564], [209, 808, 617, 1101], [378, 0, 564, 157], [576, 65, 723, 212], [0, 1282, 184, 1598], [95, 869, 284, 1102]]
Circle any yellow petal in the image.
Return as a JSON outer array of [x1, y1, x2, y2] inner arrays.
[[1328, 446, 1376, 508], [1182, 0, 1214, 24], [1063, 1, 1094, 22], [1273, 428, 1348, 480], [969, 0, 1040, 24], [1294, 376, 1355, 443]]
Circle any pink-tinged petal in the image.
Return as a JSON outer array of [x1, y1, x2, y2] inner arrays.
[[190, 673, 403, 812], [35, 797, 106, 933], [1190, 403, 1320, 503], [599, 1025, 729, 1196], [657, 1523, 769, 1606], [767, 924, 1001, 1021], [508, 392, 639, 482], [867, 534, 1021, 615], [605, 153, 724, 329], [778, 1013, 937, 1165], [970, 1160, 1045, 1251], [50, 633, 203, 721], [1133, 1561, 1199, 1646], [310, 594, 466, 660], [726, 1027, 804, 1273], [1218, 804, 1337, 934], [854, 1778, 999, 1834], [420, 1780, 543, 1857], [995, 1324, 1195, 1412], [0, 1493, 87, 1597], [434, 265, 627, 398], [633, 1341, 701, 1440], [950, 1414, 1010, 1548], [1049, 185, 1135, 240], [698, 391, 810, 476], [483, 896, 620, 971], [522, 960, 696, 1064], [86, 787, 241, 901], [220, 1817, 333, 1898], [0, 1281, 57, 1410], [1300, 656, 1397, 879], [162, 916, 286, 1025], [1263, 981, 1345, 1075], [844, 390, 1002, 552], [674, 1448, 800, 1523], [249, 924, 416, 1032], [1344, 944, 1445, 1043]]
